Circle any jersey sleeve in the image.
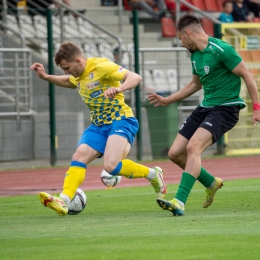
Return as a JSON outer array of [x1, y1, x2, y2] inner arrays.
[[69, 76, 78, 87], [218, 44, 242, 71], [96, 60, 128, 81]]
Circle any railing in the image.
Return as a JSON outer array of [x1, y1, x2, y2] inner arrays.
[[176, 0, 243, 40], [0, 48, 33, 121], [53, 0, 124, 63], [1, 0, 124, 64], [138, 47, 188, 100], [0, 21, 26, 48]]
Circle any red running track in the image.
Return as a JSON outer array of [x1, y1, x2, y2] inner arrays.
[[0, 156, 259, 197]]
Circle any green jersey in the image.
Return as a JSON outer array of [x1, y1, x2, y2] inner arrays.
[[191, 36, 245, 108]]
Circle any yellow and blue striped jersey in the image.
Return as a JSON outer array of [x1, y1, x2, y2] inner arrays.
[[69, 57, 134, 126]]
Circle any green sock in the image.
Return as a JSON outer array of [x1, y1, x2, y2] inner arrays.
[[175, 172, 196, 204], [197, 167, 215, 188]]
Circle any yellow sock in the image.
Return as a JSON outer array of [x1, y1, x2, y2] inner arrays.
[[119, 159, 149, 179], [62, 162, 86, 199]]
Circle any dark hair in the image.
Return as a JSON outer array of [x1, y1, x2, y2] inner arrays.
[[222, 1, 232, 7], [176, 14, 201, 32], [113, 47, 126, 55], [54, 42, 83, 66]]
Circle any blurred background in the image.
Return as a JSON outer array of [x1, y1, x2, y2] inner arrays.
[[0, 0, 259, 166]]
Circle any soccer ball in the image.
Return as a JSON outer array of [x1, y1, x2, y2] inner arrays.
[[68, 188, 87, 215], [101, 169, 122, 188]]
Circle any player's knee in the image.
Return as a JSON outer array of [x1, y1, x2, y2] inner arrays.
[[168, 149, 183, 164], [71, 148, 86, 162], [103, 162, 119, 174], [168, 149, 178, 162], [186, 140, 200, 156]]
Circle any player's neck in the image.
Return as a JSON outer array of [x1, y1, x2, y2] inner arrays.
[[196, 33, 209, 51], [81, 57, 87, 68]]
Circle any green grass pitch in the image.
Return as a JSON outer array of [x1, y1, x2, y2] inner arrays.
[[0, 178, 260, 260]]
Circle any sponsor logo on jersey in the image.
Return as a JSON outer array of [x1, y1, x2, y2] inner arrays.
[[204, 66, 210, 74], [90, 89, 103, 98], [89, 72, 94, 79], [118, 66, 125, 72], [87, 80, 100, 89]]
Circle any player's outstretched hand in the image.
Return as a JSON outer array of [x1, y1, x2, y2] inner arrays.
[[30, 63, 48, 80], [147, 92, 168, 107], [252, 110, 260, 127]]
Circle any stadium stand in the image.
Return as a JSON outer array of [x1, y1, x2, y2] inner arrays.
[[161, 17, 176, 38], [250, 50, 260, 62], [238, 50, 252, 62], [63, 15, 83, 38], [153, 69, 170, 93], [51, 16, 61, 39], [166, 69, 178, 93], [216, 0, 228, 12], [204, 0, 219, 12], [200, 18, 214, 36], [84, 43, 100, 57], [123, 0, 132, 10], [253, 17, 260, 22], [0, 0, 231, 161], [190, 0, 206, 10], [5, 14, 20, 35], [19, 14, 35, 38], [153, 68, 179, 94], [77, 16, 94, 39], [98, 43, 114, 60], [142, 70, 156, 94], [33, 15, 47, 37]]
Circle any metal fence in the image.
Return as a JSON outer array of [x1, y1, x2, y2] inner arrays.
[[221, 23, 260, 155], [1, 3, 242, 163], [0, 48, 33, 160], [0, 48, 32, 116]]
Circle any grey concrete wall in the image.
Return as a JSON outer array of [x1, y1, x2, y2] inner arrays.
[[0, 120, 33, 161], [34, 112, 86, 160]]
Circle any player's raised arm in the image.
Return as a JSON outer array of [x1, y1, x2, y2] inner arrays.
[[31, 62, 76, 89], [232, 61, 260, 126], [119, 71, 142, 92], [104, 71, 142, 99]]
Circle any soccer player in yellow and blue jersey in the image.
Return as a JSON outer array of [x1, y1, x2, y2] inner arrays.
[[148, 14, 260, 216], [31, 42, 166, 216]]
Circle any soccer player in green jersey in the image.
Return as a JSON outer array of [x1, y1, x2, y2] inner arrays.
[[148, 14, 260, 216], [31, 42, 167, 216]]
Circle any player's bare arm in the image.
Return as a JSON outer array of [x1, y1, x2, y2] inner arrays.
[[148, 74, 202, 107], [31, 62, 76, 89], [232, 61, 260, 125], [104, 71, 142, 99]]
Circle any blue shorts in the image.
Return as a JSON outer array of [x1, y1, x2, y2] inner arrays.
[[77, 117, 139, 154]]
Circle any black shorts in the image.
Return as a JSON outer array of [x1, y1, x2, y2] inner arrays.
[[179, 105, 240, 144]]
